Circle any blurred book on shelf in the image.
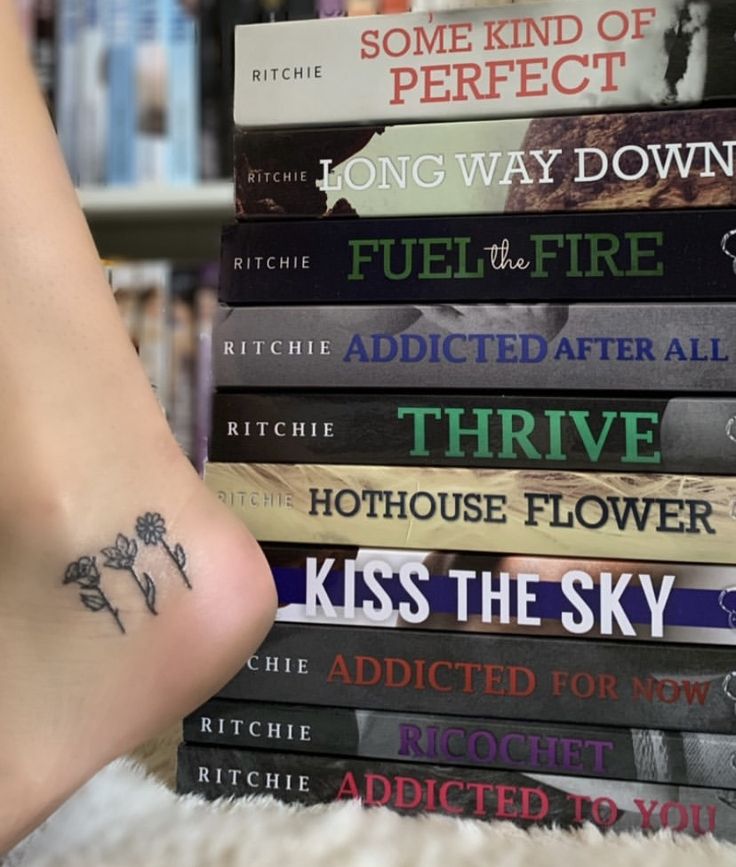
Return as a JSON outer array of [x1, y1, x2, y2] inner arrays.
[[106, 257, 217, 470], [19, 0, 417, 187]]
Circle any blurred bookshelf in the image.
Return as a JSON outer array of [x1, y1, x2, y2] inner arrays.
[[79, 182, 233, 261]]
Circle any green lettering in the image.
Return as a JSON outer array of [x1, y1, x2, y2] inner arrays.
[[383, 239, 414, 281], [587, 233, 623, 277], [626, 231, 663, 277], [496, 409, 541, 460], [621, 411, 661, 464], [418, 238, 453, 280], [445, 408, 494, 458], [397, 406, 442, 458], [347, 239, 380, 281], [543, 410, 568, 460], [569, 410, 618, 462]]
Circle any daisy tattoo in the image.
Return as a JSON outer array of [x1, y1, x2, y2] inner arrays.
[[135, 512, 191, 589]]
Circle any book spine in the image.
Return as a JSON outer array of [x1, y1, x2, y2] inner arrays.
[[198, 0, 224, 180], [184, 698, 736, 787], [233, 107, 736, 219], [212, 302, 736, 392], [204, 461, 736, 564], [209, 392, 736, 474], [317, 0, 345, 15], [55, 0, 81, 184], [220, 209, 736, 305], [177, 745, 736, 840], [260, 541, 736, 645], [77, 0, 106, 185], [165, 0, 198, 184], [33, 0, 56, 118], [232, 1, 736, 128], [135, 0, 167, 185], [216, 623, 736, 733], [106, 0, 136, 185]]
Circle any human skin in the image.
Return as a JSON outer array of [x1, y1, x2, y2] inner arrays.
[[0, 6, 277, 851]]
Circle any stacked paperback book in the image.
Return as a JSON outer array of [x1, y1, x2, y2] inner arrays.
[[177, 0, 736, 841]]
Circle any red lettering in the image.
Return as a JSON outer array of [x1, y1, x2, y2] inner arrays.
[[395, 776, 423, 810], [632, 676, 654, 701], [496, 784, 517, 818], [390, 67, 418, 105], [438, 780, 465, 814], [428, 660, 453, 692], [634, 798, 658, 831], [521, 787, 549, 821], [382, 27, 412, 58], [447, 22, 473, 52], [598, 673, 619, 699], [631, 7, 657, 39], [364, 773, 392, 806], [597, 10, 629, 41], [452, 63, 483, 102], [457, 661, 483, 693], [661, 801, 689, 832], [682, 679, 711, 705], [591, 796, 618, 827], [483, 19, 510, 50], [359, 28, 380, 60], [567, 792, 589, 823], [466, 781, 495, 816], [385, 657, 412, 688], [571, 672, 596, 699], [336, 771, 360, 801], [552, 670, 569, 695], [691, 803, 717, 836], [421, 64, 452, 103], [484, 664, 506, 695], [485, 59, 514, 98], [551, 54, 589, 96], [327, 653, 352, 684], [509, 665, 536, 697], [516, 56, 547, 97], [594, 51, 626, 92], [355, 655, 382, 686]]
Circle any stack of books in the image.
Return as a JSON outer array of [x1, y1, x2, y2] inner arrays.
[[178, 0, 736, 841]]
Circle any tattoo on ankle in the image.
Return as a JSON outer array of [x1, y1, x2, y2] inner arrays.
[[102, 534, 158, 616], [135, 511, 191, 589], [63, 556, 126, 634], [62, 512, 191, 633]]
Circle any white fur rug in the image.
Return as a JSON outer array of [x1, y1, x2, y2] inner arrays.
[[5, 757, 736, 867]]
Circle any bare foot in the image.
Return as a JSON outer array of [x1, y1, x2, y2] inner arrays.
[[0, 6, 276, 851]]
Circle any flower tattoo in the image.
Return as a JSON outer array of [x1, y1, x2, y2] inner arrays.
[[63, 556, 125, 634], [62, 512, 192, 634], [135, 512, 191, 589], [135, 513, 166, 546], [102, 533, 158, 616]]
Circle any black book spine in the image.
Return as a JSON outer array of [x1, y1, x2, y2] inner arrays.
[[217, 623, 736, 734], [220, 210, 736, 305], [213, 302, 736, 392], [177, 744, 736, 840], [209, 392, 736, 474], [184, 698, 736, 788]]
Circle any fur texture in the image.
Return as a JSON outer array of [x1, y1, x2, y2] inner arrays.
[[6, 756, 736, 867]]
